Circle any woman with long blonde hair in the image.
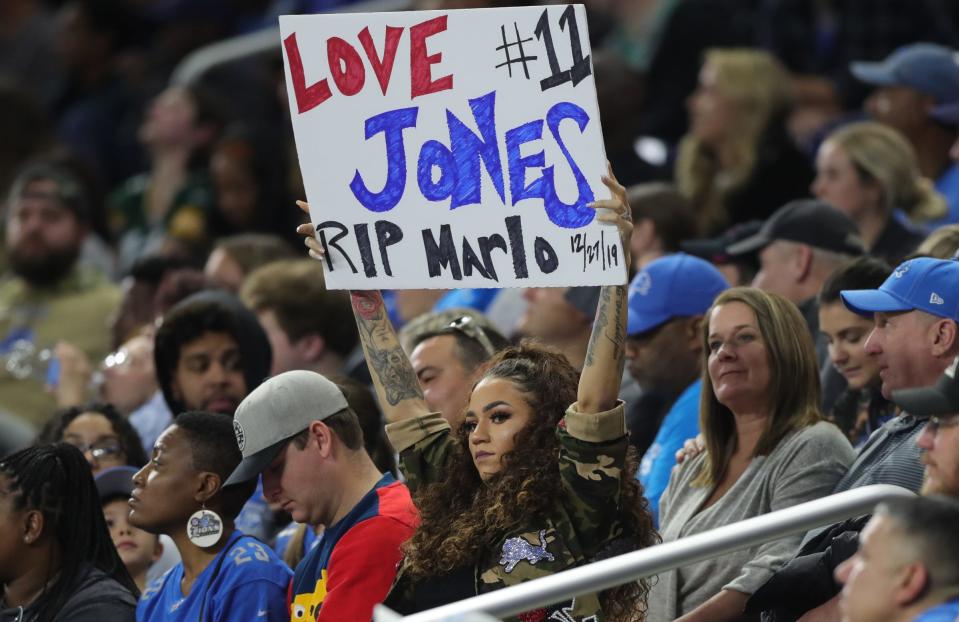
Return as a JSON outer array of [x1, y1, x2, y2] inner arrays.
[[813, 121, 942, 264], [677, 49, 812, 235]]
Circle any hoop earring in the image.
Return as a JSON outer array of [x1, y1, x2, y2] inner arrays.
[[186, 504, 223, 548]]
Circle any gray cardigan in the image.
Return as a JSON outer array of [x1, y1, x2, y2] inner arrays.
[[646, 421, 855, 622]]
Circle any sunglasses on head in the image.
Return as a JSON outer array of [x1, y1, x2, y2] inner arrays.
[[447, 316, 496, 357]]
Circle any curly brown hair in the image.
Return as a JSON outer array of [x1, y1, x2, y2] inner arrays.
[[401, 341, 658, 621]]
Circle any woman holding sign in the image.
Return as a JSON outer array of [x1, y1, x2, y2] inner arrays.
[[297, 167, 657, 621]]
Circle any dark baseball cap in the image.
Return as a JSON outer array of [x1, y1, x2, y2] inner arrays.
[[95, 466, 138, 503], [726, 199, 865, 256], [682, 220, 763, 264], [8, 162, 90, 223], [892, 356, 959, 416]]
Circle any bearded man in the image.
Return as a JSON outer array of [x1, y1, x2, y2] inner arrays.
[[0, 162, 120, 426]]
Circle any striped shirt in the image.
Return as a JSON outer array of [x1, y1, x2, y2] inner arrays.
[[831, 413, 925, 494], [799, 412, 925, 547]]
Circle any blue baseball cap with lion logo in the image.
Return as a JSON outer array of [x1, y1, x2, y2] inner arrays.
[[840, 257, 959, 321], [627, 253, 729, 336]]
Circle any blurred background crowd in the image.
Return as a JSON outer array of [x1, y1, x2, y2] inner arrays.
[[6, 0, 959, 620], [5, 0, 959, 437]]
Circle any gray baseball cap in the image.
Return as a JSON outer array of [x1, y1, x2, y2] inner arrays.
[[224, 370, 349, 486]]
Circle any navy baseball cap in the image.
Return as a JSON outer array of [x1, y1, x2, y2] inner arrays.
[[840, 257, 959, 320], [851, 43, 959, 103], [681, 220, 763, 265], [627, 253, 729, 336], [95, 465, 138, 503]]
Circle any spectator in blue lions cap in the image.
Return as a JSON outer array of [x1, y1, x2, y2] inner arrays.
[[625, 253, 729, 524], [851, 43, 959, 224], [841, 257, 959, 402], [747, 256, 959, 621]]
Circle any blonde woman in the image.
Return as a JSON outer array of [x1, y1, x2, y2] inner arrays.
[[917, 223, 959, 259], [647, 288, 854, 622], [813, 121, 943, 264], [677, 49, 812, 235]]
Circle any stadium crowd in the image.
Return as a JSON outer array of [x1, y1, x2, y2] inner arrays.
[[4, 0, 959, 621]]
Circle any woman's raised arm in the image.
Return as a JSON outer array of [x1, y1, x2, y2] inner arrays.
[[296, 202, 430, 424], [576, 167, 632, 414]]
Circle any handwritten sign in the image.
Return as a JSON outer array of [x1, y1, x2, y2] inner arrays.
[[280, 5, 625, 289]]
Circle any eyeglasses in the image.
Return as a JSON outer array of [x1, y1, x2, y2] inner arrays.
[[447, 316, 497, 357], [102, 348, 130, 370], [924, 414, 959, 436], [65, 438, 125, 462]]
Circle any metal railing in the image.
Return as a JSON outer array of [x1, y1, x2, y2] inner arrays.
[[170, 0, 413, 85], [375, 484, 914, 622]]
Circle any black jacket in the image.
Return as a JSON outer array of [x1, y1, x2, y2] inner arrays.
[[0, 565, 136, 622], [745, 515, 870, 622]]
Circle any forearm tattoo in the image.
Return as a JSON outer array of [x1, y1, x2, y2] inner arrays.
[[352, 292, 424, 406], [584, 285, 626, 369], [367, 342, 424, 406], [351, 291, 384, 321], [585, 286, 611, 367], [609, 286, 626, 372]]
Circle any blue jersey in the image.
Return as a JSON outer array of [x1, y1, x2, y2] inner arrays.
[[914, 597, 959, 622], [236, 477, 272, 541], [638, 380, 701, 527], [273, 523, 322, 561], [138, 531, 292, 622]]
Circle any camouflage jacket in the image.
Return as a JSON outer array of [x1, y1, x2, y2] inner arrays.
[[384, 402, 628, 622]]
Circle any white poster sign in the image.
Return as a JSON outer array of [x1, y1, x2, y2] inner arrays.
[[281, 5, 625, 289]]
